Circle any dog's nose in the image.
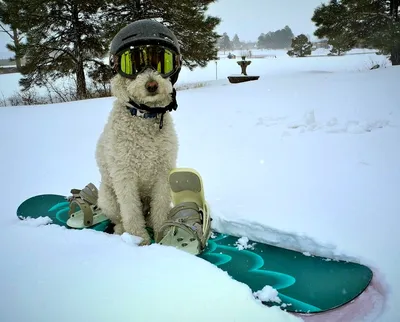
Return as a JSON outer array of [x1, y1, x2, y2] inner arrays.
[[145, 81, 158, 93]]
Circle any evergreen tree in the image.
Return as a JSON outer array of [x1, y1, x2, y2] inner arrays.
[[256, 26, 294, 49], [312, 0, 400, 65], [264, 32, 274, 48], [287, 34, 313, 57], [0, 0, 26, 70], [328, 35, 353, 55], [232, 34, 241, 49], [257, 33, 265, 49], [218, 32, 232, 53], [1, 0, 109, 99], [283, 25, 295, 47]]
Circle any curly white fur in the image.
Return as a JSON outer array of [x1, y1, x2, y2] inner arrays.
[[95, 69, 178, 244]]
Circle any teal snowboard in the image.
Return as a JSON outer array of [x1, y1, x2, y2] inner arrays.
[[17, 194, 372, 314]]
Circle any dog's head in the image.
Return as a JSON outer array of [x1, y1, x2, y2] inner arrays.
[[111, 69, 174, 108], [109, 20, 182, 109]]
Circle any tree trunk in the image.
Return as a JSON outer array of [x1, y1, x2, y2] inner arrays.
[[72, 4, 87, 100], [390, 44, 400, 65], [390, 0, 399, 20], [76, 59, 87, 100], [390, 0, 400, 65], [12, 28, 21, 71]]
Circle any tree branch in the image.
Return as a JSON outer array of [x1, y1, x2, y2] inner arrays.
[[44, 46, 78, 63], [358, 12, 392, 20], [86, 58, 107, 66], [0, 23, 13, 38]]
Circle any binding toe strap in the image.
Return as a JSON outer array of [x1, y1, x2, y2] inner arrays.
[[68, 183, 98, 227]]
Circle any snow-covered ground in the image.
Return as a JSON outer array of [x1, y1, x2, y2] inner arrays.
[[0, 50, 399, 322], [0, 48, 385, 102]]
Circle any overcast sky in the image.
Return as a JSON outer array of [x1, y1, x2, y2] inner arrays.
[[207, 0, 328, 41], [0, 0, 327, 57]]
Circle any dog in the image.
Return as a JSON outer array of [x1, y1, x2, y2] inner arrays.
[[95, 68, 179, 245]]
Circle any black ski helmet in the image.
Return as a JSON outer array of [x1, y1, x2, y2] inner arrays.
[[109, 19, 182, 85]]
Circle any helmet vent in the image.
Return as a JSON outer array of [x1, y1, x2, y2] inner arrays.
[[122, 33, 138, 41]]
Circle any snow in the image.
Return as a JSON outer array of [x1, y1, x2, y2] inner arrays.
[[254, 285, 282, 304], [0, 49, 399, 322], [234, 236, 256, 250], [19, 216, 53, 227], [120, 232, 144, 246]]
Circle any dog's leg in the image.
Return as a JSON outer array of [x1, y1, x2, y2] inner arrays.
[[113, 179, 151, 245], [97, 181, 122, 233], [148, 178, 172, 233], [96, 136, 124, 233]]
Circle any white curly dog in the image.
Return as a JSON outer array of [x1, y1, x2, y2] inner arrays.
[[95, 20, 181, 245]]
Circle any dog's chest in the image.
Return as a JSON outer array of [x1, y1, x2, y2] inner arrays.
[[113, 117, 172, 170]]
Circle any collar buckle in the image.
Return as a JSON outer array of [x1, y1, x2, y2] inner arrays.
[[136, 109, 146, 118]]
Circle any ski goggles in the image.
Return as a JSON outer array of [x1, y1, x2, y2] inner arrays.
[[114, 45, 180, 78]]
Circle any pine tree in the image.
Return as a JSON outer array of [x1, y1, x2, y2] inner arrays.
[[312, 0, 400, 65], [287, 34, 313, 57], [2, 0, 110, 99], [312, 1, 349, 39], [283, 25, 295, 47], [256, 26, 294, 49], [232, 34, 241, 50], [328, 34, 354, 56], [0, 0, 26, 70], [274, 26, 294, 48], [328, 34, 354, 55], [218, 32, 232, 53], [263, 32, 274, 48], [362, 0, 400, 64], [256, 33, 265, 49]]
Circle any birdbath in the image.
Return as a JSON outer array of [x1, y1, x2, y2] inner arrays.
[[238, 56, 251, 76], [227, 55, 260, 84]]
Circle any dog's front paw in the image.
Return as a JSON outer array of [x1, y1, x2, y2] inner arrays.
[[113, 223, 124, 235], [125, 227, 151, 246], [138, 236, 151, 246], [136, 232, 151, 246]]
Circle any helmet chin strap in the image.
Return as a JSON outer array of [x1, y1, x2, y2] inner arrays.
[[126, 88, 178, 129]]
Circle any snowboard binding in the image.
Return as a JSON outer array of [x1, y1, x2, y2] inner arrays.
[[66, 183, 109, 229], [155, 168, 212, 255]]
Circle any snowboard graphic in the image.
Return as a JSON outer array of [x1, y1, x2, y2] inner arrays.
[[17, 194, 373, 314]]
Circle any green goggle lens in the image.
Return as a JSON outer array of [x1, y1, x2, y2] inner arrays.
[[118, 45, 178, 77]]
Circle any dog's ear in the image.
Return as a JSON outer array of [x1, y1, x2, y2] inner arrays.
[[176, 54, 182, 68]]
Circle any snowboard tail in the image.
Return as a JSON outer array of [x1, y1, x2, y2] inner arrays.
[[16, 194, 372, 314], [199, 233, 372, 313]]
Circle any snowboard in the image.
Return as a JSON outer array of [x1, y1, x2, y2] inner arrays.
[[17, 194, 373, 314]]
